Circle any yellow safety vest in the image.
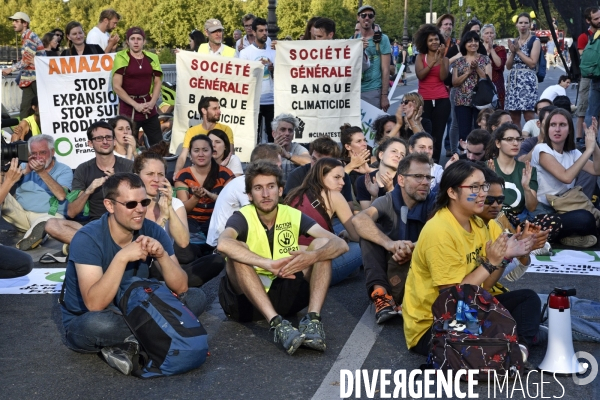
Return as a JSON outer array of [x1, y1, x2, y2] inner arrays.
[[198, 43, 236, 58], [239, 204, 301, 291], [24, 115, 41, 136]]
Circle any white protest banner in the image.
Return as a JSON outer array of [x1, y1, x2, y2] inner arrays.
[[170, 51, 263, 162], [274, 40, 362, 142], [360, 100, 389, 146], [35, 55, 118, 169], [0, 268, 65, 294]]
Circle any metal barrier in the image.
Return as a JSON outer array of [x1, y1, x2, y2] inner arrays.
[[1, 64, 177, 117]]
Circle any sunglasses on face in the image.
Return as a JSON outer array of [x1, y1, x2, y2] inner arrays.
[[111, 198, 152, 209], [484, 195, 505, 205], [402, 100, 413, 105], [360, 13, 375, 19]]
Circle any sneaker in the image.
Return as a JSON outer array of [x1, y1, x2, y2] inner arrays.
[[530, 242, 553, 257], [299, 313, 326, 352], [16, 219, 48, 251], [270, 317, 305, 355], [532, 325, 549, 346], [101, 338, 139, 375], [560, 235, 597, 248], [371, 287, 398, 324]]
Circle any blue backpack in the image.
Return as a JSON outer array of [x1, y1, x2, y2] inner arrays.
[[527, 36, 546, 83], [117, 277, 208, 378]]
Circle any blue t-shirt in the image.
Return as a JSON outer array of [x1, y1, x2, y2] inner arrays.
[[15, 159, 73, 215], [360, 33, 392, 92], [61, 213, 174, 327]]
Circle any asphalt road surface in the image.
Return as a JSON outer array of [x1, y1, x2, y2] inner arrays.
[[1, 66, 599, 399]]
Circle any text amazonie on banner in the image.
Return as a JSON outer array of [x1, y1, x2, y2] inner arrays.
[[170, 52, 264, 162], [35, 54, 118, 168], [274, 40, 363, 142]]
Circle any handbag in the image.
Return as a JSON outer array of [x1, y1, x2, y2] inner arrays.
[[546, 186, 600, 227], [471, 74, 498, 110]]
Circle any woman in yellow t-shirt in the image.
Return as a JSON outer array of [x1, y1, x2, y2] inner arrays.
[[403, 160, 535, 356]]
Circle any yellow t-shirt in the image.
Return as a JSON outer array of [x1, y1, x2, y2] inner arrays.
[[403, 207, 492, 349], [182, 122, 234, 148]]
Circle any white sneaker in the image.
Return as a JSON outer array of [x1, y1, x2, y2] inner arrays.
[[531, 242, 553, 257]]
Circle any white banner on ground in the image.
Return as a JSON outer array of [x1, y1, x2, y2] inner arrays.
[[170, 51, 264, 162], [360, 100, 389, 146], [274, 40, 362, 143], [0, 268, 65, 294], [527, 250, 600, 276], [35, 55, 118, 169]]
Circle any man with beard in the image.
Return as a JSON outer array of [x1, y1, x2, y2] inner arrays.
[[45, 122, 133, 255], [352, 153, 436, 324], [60, 173, 207, 375], [271, 114, 311, 181], [239, 18, 275, 143], [235, 14, 271, 57], [217, 161, 347, 355], [86, 9, 121, 53], [199, 18, 235, 57], [0, 135, 73, 250], [174, 96, 234, 178]]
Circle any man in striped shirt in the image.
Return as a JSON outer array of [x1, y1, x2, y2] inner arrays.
[[2, 12, 45, 119]]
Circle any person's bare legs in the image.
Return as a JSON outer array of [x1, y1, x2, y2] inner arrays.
[[302, 238, 331, 314], [576, 116, 585, 139], [225, 256, 278, 322], [45, 219, 82, 245]]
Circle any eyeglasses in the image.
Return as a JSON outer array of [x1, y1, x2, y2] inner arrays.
[[484, 195, 505, 205], [360, 13, 375, 19], [110, 198, 152, 209], [402, 99, 413, 105], [54, 34, 63, 38], [500, 137, 525, 143], [402, 174, 435, 183], [457, 183, 490, 193], [91, 135, 114, 142]]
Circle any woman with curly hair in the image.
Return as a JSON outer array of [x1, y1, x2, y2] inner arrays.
[[414, 24, 450, 163]]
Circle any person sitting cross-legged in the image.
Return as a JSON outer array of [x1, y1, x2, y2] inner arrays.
[[216, 161, 348, 355], [352, 153, 436, 324], [60, 173, 207, 375]]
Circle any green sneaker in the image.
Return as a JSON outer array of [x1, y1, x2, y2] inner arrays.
[[299, 313, 326, 352], [270, 317, 304, 355]]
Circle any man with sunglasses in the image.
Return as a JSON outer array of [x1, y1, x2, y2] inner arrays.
[[356, 5, 391, 112], [352, 153, 436, 324], [51, 29, 64, 52], [45, 121, 133, 254], [60, 172, 207, 375]]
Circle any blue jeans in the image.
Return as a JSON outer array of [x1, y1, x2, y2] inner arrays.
[[330, 217, 363, 286], [585, 80, 600, 129], [539, 294, 600, 343], [64, 288, 208, 353]]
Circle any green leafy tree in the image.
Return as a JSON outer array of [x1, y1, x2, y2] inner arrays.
[[29, 0, 69, 40], [276, 0, 312, 39]]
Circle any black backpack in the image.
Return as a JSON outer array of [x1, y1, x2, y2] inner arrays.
[[427, 284, 524, 380]]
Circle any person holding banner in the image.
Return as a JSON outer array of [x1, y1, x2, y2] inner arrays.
[[239, 18, 275, 143], [111, 27, 163, 147], [356, 5, 391, 112], [60, 21, 104, 56]]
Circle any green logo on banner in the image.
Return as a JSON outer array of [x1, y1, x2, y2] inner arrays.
[[55, 137, 73, 157], [46, 271, 65, 282]]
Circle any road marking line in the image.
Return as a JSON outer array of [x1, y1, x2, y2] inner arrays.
[[312, 304, 384, 400]]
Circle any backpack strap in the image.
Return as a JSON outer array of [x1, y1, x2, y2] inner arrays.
[[305, 190, 334, 232]]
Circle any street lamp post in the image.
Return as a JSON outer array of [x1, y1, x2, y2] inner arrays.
[[267, 0, 279, 41], [402, 0, 409, 47], [466, 6, 472, 20]]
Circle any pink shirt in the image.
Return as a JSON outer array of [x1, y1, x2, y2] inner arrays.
[[418, 54, 449, 100]]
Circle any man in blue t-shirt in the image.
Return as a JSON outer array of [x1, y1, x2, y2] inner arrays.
[[60, 173, 206, 375], [356, 5, 391, 111], [0, 134, 72, 251]]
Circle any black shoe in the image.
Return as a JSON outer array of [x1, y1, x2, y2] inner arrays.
[[299, 313, 326, 352]]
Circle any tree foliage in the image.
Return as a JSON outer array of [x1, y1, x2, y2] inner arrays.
[[0, 0, 575, 48]]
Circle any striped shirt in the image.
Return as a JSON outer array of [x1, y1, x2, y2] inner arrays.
[[13, 29, 45, 88], [175, 165, 234, 224]]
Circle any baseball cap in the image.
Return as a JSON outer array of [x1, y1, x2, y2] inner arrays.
[[205, 19, 224, 33], [357, 5, 375, 14], [126, 27, 146, 40], [8, 12, 30, 23]]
